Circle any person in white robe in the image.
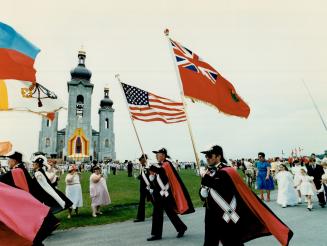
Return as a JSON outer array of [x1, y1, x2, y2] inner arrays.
[[32, 157, 65, 209], [45, 160, 60, 187], [291, 160, 306, 203], [295, 168, 317, 211], [275, 164, 298, 208]]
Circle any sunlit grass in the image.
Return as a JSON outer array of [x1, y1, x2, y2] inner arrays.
[[55, 169, 201, 229]]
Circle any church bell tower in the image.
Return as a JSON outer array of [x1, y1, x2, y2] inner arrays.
[[64, 49, 94, 161]]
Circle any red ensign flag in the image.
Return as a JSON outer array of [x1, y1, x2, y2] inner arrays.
[[170, 38, 250, 118]]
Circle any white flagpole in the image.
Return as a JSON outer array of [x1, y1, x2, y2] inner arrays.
[[115, 74, 147, 167], [164, 29, 201, 173], [302, 80, 327, 131]]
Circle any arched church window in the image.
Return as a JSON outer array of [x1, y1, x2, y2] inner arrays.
[[45, 138, 50, 147], [76, 137, 82, 154], [105, 139, 109, 148], [76, 95, 84, 117], [105, 118, 109, 129]]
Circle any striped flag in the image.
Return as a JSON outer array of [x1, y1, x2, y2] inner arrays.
[[0, 80, 64, 120], [0, 22, 40, 82], [121, 82, 186, 124]]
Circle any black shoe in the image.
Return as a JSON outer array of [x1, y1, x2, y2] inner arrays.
[[134, 219, 144, 222], [147, 236, 162, 241], [320, 204, 325, 208], [177, 228, 187, 238]]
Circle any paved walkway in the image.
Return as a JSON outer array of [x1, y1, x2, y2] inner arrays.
[[45, 192, 326, 246]]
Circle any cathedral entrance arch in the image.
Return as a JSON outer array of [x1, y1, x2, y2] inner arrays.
[[67, 128, 89, 160]]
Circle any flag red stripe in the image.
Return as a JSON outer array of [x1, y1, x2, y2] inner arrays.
[[129, 105, 184, 113], [149, 98, 184, 106], [131, 113, 187, 121], [130, 110, 186, 117], [0, 49, 37, 82], [132, 115, 186, 124]]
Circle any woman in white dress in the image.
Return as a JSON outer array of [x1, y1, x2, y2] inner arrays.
[[275, 164, 298, 208], [90, 166, 111, 217], [291, 160, 306, 203], [45, 160, 60, 188], [295, 168, 316, 211], [65, 165, 83, 219]]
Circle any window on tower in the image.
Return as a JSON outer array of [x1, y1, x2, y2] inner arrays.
[[76, 95, 84, 117], [105, 118, 109, 129], [46, 120, 51, 127], [45, 138, 50, 147], [105, 139, 109, 148]]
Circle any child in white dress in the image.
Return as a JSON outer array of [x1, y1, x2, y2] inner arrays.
[[295, 168, 316, 211], [317, 174, 327, 203], [275, 164, 298, 208], [291, 160, 306, 204]]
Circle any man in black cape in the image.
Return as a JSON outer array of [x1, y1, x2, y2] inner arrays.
[[152, 148, 194, 215], [134, 154, 152, 222], [200, 145, 293, 246], [0, 151, 68, 213], [147, 164, 187, 241]]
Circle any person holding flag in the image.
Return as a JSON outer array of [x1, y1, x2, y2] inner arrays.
[[146, 148, 194, 241], [200, 145, 293, 246], [146, 164, 187, 241], [134, 154, 152, 223]]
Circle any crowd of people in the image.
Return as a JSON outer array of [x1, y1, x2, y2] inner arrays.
[[230, 153, 327, 211], [1, 146, 326, 245]]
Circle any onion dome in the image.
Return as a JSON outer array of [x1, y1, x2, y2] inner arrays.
[[70, 49, 92, 81], [100, 86, 113, 108]]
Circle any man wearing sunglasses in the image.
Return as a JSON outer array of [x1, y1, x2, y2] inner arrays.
[[200, 145, 293, 246]]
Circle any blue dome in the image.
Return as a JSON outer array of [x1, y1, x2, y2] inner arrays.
[[70, 50, 92, 81], [70, 65, 92, 80]]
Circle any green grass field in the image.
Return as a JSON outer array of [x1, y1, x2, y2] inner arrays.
[[55, 169, 202, 229]]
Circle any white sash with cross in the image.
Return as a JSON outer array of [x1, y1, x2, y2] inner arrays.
[[209, 188, 239, 224], [156, 175, 169, 197], [141, 168, 151, 191]]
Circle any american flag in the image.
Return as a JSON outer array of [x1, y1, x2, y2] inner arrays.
[[170, 39, 218, 84], [121, 83, 187, 124]]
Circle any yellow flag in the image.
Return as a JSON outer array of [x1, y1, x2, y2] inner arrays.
[[0, 141, 12, 155]]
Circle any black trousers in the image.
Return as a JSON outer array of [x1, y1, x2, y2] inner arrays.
[[204, 208, 244, 246], [136, 186, 147, 220], [151, 197, 187, 237], [33, 211, 60, 244], [314, 181, 326, 206]]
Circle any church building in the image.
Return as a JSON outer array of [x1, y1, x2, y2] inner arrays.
[[38, 50, 116, 162]]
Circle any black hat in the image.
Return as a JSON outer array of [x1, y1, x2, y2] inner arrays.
[[152, 148, 170, 159], [33, 157, 45, 166], [201, 145, 227, 163], [139, 154, 148, 161], [7, 151, 23, 162]]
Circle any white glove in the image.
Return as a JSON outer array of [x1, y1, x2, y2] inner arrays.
[[149, 189, 153, 195], [200, 187, 209, 198]]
